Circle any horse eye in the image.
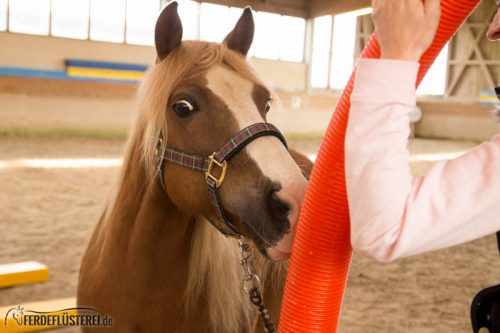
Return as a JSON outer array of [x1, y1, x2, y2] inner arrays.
[[265, 100, 271, 113], [173, 100, 195, 118]]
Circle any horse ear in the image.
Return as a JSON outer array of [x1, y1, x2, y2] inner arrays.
[[223, 7, 254, 56], [155, 1, 183, 61]]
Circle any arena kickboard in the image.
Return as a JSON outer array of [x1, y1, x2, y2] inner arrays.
[[0, 262, 48, 289]]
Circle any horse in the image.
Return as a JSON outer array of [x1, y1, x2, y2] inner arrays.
[[77, 3, 312, 332]]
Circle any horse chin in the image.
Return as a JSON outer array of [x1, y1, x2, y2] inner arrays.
[[250, 233, 291, 262], [265, 247, 291, 262]]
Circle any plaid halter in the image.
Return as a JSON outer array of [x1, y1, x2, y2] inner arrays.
[[155, 122, 288, 238]]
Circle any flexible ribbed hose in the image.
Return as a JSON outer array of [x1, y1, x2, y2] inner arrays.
[[278, 0, 481, 332]]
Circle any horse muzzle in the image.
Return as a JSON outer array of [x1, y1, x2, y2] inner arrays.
[[265, 182, 305, 262]]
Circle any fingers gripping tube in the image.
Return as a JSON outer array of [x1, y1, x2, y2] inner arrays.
[[278, 0, 482, 332]]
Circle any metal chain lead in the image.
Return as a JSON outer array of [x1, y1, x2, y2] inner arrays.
[[238, 240, 276, 333]]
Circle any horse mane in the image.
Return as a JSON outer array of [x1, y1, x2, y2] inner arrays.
[[104, 40, 285, 332], [186, 217, 288, 333], [185, 218, 255, 332]]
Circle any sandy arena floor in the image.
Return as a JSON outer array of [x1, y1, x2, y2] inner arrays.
[[0, 137, 498, 333]]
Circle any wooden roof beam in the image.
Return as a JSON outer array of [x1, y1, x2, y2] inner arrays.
[[197, 0, 309, 18], [309, 0, 371, 18]]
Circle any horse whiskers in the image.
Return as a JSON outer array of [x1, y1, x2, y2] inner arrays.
[[184, 218, 287, 333], [252, 247, 288, 299]]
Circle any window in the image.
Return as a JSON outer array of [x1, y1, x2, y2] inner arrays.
[[9, 0, 50, 35], [310, 8, 373, 89], [178, 0, 199, 41], [199, 3, 229, 42], [280, 16, 305, 62], [417, 43, 449, 95], [1, 0, 306, 66], [330, 8, 372, 89], [90, 0, 126, 43], [330, 12, 357, 89], [0, 0, 7, 31], [51, 0, 90, 39], [254, 12, 281, 60], [310, 15, 332, 88], [126, 0, 159, 45]]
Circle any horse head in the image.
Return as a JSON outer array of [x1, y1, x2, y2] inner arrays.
[[12, 306, 24, 326], [142, 2, 308, 262]]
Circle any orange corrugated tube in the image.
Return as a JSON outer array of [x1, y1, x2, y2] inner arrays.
[[278, 0, 482, 332]]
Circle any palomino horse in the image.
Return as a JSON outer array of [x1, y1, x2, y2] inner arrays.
[[77, 3, 312, 332]]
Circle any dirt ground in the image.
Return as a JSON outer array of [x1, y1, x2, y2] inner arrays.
[[0, 136, 498, 333]]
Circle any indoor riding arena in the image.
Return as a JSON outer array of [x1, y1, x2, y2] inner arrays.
[[1, 0, 499, 332]]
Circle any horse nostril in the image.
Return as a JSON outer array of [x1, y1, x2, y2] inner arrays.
[[268, 191, 290, 221]]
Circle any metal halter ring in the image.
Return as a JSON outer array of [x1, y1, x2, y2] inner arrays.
[[154, 137, 163, 158], [242, 273, 261, 294], [205, 153, 227, 188]]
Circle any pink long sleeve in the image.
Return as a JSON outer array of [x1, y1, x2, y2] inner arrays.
[[345, 58, 500, 262]]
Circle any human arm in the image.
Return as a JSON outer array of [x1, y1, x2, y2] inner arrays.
[[346, 59, 500, 262], [345, 0, 500, 262]]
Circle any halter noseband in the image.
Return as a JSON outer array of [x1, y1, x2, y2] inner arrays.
[[155, 122, 288, 238]]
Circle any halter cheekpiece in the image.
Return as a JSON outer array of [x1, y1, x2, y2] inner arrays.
[[155, 122, 288, 238]]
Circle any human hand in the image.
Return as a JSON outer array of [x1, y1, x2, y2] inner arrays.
[[372, 0, 441, 62]]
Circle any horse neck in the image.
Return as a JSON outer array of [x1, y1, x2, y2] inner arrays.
[[98, 129, 260, 332], [101, 130, 195, 269]]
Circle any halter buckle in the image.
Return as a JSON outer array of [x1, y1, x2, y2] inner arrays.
[[154, 137, 163, 158], [205, 153, 227, 188]]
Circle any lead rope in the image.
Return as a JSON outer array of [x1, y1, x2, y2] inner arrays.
[[238, 240, 276, 333]]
